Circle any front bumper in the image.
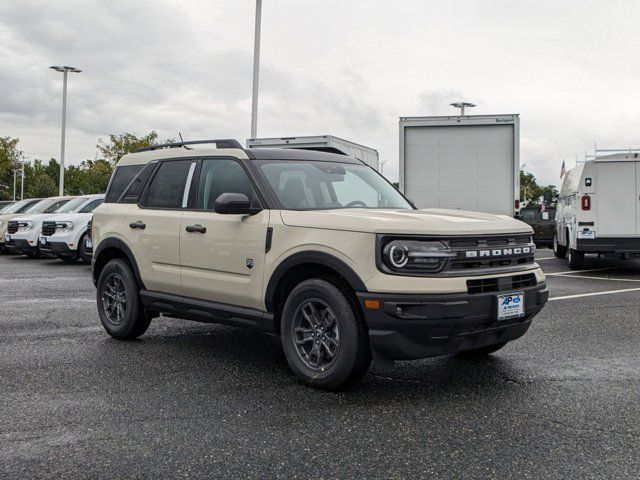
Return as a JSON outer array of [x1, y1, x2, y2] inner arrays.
[[5, 237, 37, 254], [40, 240, 74, 256], [357, 282, 548, 361]]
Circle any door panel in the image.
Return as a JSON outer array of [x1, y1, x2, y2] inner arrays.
[[180, 157, 268, 310], [125, 206, 183, 294], [596, 162, 636, 236], [180, 210, 269, 309]]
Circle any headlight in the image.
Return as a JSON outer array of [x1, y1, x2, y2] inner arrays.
[[381, 239, 456, 274], [17, 220, 34, 232], [56, 221, 74, 233]]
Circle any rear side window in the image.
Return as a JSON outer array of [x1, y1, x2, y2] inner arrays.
[[119, 163, 156, 203], [105, 165, 143, 203], [145, 161, 194, 209]]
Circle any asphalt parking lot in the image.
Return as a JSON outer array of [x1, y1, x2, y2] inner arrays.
[[1, 250, 639, 479]]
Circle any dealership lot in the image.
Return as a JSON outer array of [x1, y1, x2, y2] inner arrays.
[[1, 251, 639, 478]]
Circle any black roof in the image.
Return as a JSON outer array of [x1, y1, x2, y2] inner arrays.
[[247, 148, 362, 164]]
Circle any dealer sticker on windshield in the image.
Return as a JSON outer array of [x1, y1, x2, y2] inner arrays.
[[497, 292, 525, 321]]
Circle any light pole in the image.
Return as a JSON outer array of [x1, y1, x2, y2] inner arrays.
[[20, 158, 25, 200], [250, 0, 262, 140], [50, 65, 81, 196], [450, 102, 476, 116]]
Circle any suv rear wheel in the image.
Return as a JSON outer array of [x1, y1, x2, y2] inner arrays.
[[97, 258, 151, 339], [280, 279, 371, 390]]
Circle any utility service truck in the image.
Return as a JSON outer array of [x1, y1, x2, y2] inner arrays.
[[554, 151, 640, 269], [399, 114, 520, 217], [247, 135, 379, 171]]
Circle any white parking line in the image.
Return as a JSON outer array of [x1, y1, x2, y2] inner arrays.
[[550, 287, 640, 301], [535, 257, 556, 261], [554, 275, 640, 283], [545, 265, 639, 276]]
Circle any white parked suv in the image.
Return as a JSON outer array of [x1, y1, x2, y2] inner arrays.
[[39, 194, 105, 263], [5, 197, 74, 258]]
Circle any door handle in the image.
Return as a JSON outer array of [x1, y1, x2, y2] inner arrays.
[[185, 224, 207, 233], [129, 221, 146, 230]]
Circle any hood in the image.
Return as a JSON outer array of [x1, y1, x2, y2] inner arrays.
[[280, 208, 533, 236], [41, 212, 92, 223], [10, 213, 51, 224]]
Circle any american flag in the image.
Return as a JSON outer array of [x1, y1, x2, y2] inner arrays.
[[560, 160, 566, 179]]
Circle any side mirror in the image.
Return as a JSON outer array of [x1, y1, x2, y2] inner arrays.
[[214, 193, 262, 215]]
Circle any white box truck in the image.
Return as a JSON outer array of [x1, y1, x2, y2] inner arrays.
[[247, 135, 379, 170], [554, 151, 640, 269], [399, 114, 520, 216]]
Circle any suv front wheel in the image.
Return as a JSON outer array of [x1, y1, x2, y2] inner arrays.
[[97, 258, 151, 339], [280, 279, 371, 390]]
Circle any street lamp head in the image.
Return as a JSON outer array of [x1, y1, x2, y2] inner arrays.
[[450, 102, 476, 109], [49, 65, 82, 73]]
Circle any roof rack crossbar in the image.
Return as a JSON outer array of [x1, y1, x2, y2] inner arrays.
[[135, 139, 242, 153]]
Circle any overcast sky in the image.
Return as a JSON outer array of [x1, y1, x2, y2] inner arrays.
[[1, 0, 639, 186]]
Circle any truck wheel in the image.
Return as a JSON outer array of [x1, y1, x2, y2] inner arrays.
[[456, 342, 507, 358], [567, 249, 585, 270], [280, 279, 371, 391], [78, 234, 91, 264], [96, 258, 151, 339], [553, 233, 567, 258]]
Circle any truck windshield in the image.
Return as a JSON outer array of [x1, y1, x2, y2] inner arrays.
[[255, 160, 412, 210]]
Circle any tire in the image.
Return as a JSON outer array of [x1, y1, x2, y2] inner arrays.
[[78, 233, 92, 264], [280, 279, 371, 391], [25, 249, 41, 259], [567, 248, 585, 270], [96, 258, 151, 339], [553, 232, 567, 258], [456, 342, 507, 358]]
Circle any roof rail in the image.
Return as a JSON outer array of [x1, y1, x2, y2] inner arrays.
[[135, 139, 242, 153]]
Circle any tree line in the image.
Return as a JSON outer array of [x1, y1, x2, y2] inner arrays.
[[0, 132, 171, 200]]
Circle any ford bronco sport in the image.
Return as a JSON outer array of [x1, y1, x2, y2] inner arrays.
[[91, 139, 548, 390]]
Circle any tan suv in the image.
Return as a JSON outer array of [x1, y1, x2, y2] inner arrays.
[[91, 139, 548, 390]]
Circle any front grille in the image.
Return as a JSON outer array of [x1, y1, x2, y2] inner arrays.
[[447, 235, 535, 273], [7, 221, 18, 234], [42, 221, 56, 236], [467, 273, 537, 294]]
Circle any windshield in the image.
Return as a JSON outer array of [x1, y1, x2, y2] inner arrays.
[[55, 197, 88, 213], [0, 203, 14, 213], [2, 199, 38, 214], [24, 198, 70, 214], [255, 160, 412, 210]]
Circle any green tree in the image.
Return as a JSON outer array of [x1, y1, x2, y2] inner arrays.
[[23, 159, 58, 198], [520, 169, 558, 207], [0, 137, 23, 200], [96, 131, 166, 165]]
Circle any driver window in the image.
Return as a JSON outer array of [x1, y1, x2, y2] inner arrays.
[[197, 159, 255, 210]]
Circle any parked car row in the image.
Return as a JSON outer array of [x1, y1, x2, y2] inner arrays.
[[1, 194, 104, 263]]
